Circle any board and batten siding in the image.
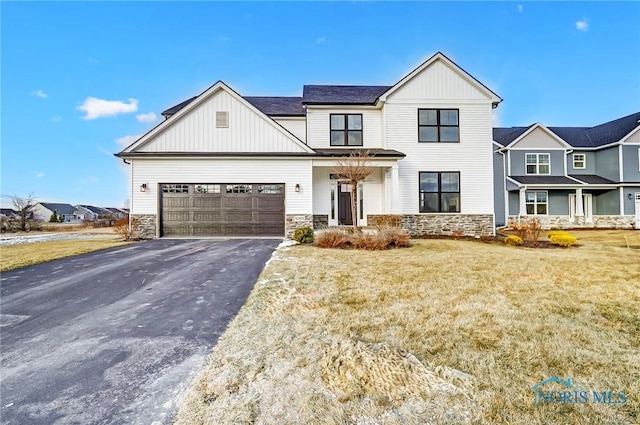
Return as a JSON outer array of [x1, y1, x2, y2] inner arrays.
[[137, 90, 308, 153], [306, 108, 382, 149], [273, 117, 307, 143], [312, 167, 385, 215], [131, 159, 312, 215], [384, 102, 495, 214]]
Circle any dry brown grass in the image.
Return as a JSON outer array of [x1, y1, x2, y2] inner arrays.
[[175, 230, 640, 425], [0, 238, 130, 271]]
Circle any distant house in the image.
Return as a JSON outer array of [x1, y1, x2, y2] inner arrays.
[[75, 205, 113, 221], [32, 203, 81, 222], [0, 208, 18, 219], [104, 207, 129, 219]]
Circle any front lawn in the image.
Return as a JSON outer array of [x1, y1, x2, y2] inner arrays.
[[175, 231, 639, 425]]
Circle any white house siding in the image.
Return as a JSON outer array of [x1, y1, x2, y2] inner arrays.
[[312, 166, 385, 216], [273, 117, 307, 143], [384, 102, 495, 215], [131, 158, 313, 216], [510, 127, 566, 149], [306, 108, 382, 149], [137, 90, 308, 153]]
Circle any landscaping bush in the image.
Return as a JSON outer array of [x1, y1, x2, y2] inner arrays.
[[378, 227, 411, 248], [350, 232, 388, 250], [314, 229, 350, 248], [507, 217, 542, 245], [292, 226, 314, 244], [549, 232, 578, 247], [112, 217, 140, 241], [504, 235, 524, 246]]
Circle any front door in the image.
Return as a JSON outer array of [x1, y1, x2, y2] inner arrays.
[[338, 183, 353, 225]]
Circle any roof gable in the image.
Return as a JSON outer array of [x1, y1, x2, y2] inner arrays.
[[120, 82, 313, 155], [380, 52, 502, 105]]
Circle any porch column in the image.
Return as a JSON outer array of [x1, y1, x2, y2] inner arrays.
[[575, 187, 584, 222], [519, 187, 527, 216], [390, 164, 400, 214]]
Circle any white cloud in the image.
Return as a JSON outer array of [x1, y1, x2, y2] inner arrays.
[[31, 89, 47, 98], [116, 134, 142, 148], [36, 172, 45, 178], [77, 97, 138, 120], [136, 112, 157, 123], [50, 116, 62, 122], [517, 4, 523, 13], [316, 37, 326, 44], [576, 18, 589, 31]]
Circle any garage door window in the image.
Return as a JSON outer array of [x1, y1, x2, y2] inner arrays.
[[194, 184, 221, 194], [162, 184, 189, 193], [226, 184, 252, 193], [258, 184, 284, 194]]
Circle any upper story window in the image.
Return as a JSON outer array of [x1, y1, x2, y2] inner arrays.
[[418, 109, 459, 142], [526, 153, 550, 175], [330, 114, 362, 146], [419, 171, 460, 213], [216, 111, 229, 128], [573, 153, 586, 169]]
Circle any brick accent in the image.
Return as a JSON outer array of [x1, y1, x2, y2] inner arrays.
[[131, 214, 156, 239], [507, 215, 636, 230], [313, 214, 329, 229], [285, 214, 313, 238], [368, 214, 494, 237]]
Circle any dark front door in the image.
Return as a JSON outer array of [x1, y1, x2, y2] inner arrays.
[[338, 188, 353, 226]]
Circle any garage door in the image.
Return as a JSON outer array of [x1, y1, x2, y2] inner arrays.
[[161, 183, 285, 237]]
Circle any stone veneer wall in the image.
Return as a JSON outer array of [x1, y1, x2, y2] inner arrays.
[[132, 214, 157, 239], [368, 214, 494, 237], [507, 215, 636, 229], [313, 215, 329, 229], [285, 214, 313, 238]]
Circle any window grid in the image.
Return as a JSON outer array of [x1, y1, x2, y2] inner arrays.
[[330, 114, 363, 146], [162, 184, 189, 193], [418, 109, 459, 143], [194, 184, 221, 194], [418, 171, 461, 213], [526, 191, 548, 215], [573, 154, 586, 169], [526, 153, 551, 175]]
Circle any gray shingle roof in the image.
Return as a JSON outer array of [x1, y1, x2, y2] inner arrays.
[[568, 175, 616, 184], [302, 85, 392, 105], [161, 96, 197, 117], [244, 97, 305, 116], [509, 176, 580, 185], [313, 148, 405, 158], [39, 202, 77, 215], [495, 112, 640, 148], [78, 205, 111, 215]]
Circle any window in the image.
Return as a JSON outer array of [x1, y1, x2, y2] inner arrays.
[[330, 114, 362, 146], [226, 184, 252, 194], [419, 172, 460, 213], [573, 153, 586, 169], [418, 109, 459, 142], [216, 111, 229, 128], [194, 184, 221, 194], [526, 153, 550, 175], [162, 184, 189, 193], [526, 191, 548, 215], [257, 184, 283, 194]]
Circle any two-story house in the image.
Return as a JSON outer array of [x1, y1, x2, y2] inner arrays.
[[116, 52, 501, 238], [493, 112, 640, 229]]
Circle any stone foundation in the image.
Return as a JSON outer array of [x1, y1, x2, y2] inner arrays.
[[131, 214, 157, 239], [507, 215, 636, 230], [368, 214, 494, 237], [285, 214, 313, 238], [313, 214, 329, 229]]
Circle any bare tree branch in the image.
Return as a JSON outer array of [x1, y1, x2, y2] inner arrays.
[[11, 193, 37, 231], [332, 151, 373, 231]]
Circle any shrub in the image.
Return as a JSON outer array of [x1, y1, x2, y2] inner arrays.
[[113, 217, 140, 241], [314, 229, 350, 248], [504, 235, 524, 246], [49, 211, 58, 222], [549, 232, 577, 247], [378, 227, 411, 248], [350, 232, 388, 250], [547, 230, 569, 239], [507, 217, 542, 245], [292, 226, 314, 244]]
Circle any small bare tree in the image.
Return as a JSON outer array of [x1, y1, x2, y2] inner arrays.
[[11, 193, 37, 231], [332, 151, 373, 231]]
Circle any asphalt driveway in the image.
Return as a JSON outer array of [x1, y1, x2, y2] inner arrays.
[[0, 238, 279, 425]]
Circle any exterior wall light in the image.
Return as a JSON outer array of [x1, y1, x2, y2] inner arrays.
[[629, 193, 633, 200], [140, 183, 148, 192], [295, 184, 301, 192]]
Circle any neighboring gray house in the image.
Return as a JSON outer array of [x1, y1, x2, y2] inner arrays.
[[75, 205, 113, 221], [493, 112, 640, 229], [31, 203, 81, 222], [105, 207, 129, 219], [0, 208, 18, 219]]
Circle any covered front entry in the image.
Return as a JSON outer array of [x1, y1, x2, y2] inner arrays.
[[160, 183, 285, 237]]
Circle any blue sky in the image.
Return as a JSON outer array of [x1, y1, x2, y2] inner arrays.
[[2, 1, 639, 208]]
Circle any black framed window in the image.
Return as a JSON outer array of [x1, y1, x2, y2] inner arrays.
[[418, 109, 459, 142], [419, 172, 460, 213], [330, 114, 363, 146]]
